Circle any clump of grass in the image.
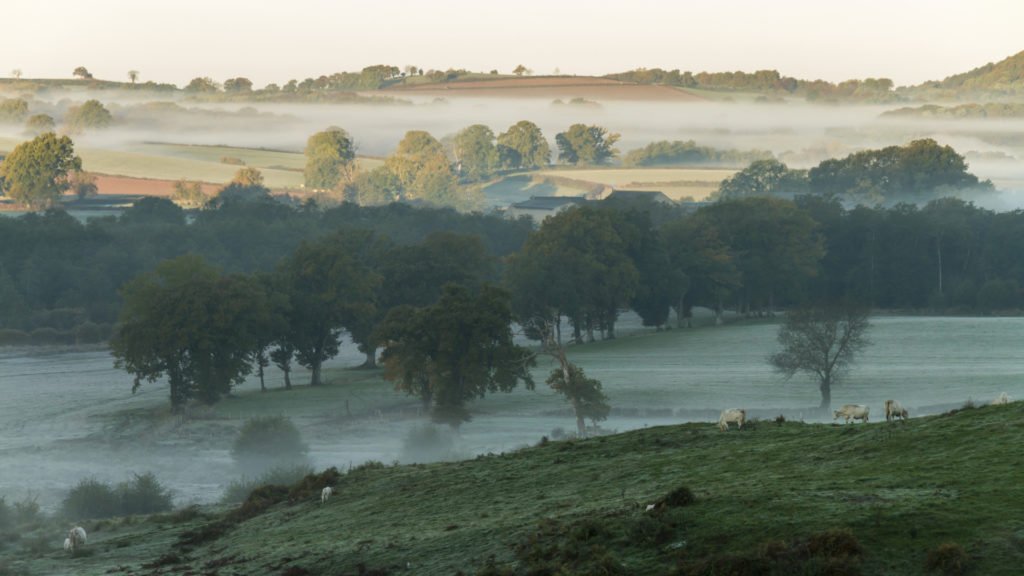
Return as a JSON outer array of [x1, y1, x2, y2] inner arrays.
[[925, 542, 969, 575], [775, 414, 787, 425]]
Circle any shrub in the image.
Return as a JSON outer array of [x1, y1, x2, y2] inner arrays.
[[12, 494, 42, 526], [231, 416, 309, 475], [221, 465, 314, 504], [62, 478, 120, 519], [660, 485, 696, 508], [220, 156, 246, 165], [399, 424, 461, 463], [117, 472, 173, 515], [926, 542, 969, 575], [0, 497, 10, 530], [0, 329, 30, 346]]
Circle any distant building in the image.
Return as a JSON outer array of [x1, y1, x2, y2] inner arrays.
[[505, 195, 588, 224], [602, 189, 676, 206]]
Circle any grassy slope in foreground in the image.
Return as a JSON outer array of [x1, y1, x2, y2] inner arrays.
[[24, 402, 1024, 575]]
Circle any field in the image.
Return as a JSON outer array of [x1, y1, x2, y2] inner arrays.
[[0, 137, 384, 193], [534, 167, 736, 201], [384, 75, 704, 101]]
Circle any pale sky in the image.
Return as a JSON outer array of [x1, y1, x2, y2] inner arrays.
[[2, 0, 1021, 88]]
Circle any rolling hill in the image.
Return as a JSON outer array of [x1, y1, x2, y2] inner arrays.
[[8, 402, 1024, 575]]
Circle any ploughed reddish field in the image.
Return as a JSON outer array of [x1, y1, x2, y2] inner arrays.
[[383, 75, 704, 101]]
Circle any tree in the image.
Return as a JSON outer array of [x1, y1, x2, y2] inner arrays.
[[111, 255, 269, 410], [0, 98, 28, 124], [497, 120, 550, 170], [69, 171, 98, 199], [64, 99, 113, 133], [128, 70, 139, 84], [24, 114, 55, 136], [512, 65, 531, 76], [661, 215, 740, 327], [715, 159, 808, 200], [540, 324, 609, 436], [769, 304, 871, 410], [304, 127, 356, 190], [555, 124, 620, 165], [72, 66, 92, 79], [224, 77, 254, 92], [0, 132, 81, 210], [378, 284, 535, 428], [352, 166, 401, 206], [276, 231, 380, 386], [385, 130, 466, 208], [171, 180, 207, 208], [453, 124, 499, 182], [232, 166, 264, 187], [185, 77, 219, 93]]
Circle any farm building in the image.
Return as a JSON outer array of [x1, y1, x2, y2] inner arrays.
[[601, 189, 676, 205], [505, 195, 588, 224]]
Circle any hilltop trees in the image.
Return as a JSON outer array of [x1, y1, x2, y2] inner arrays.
[[223, 77, 254, 92], [0, 132, 82, 210], [304, 127, 356, 190], [185, 77, 219, 93], [72, 66, 93, 79], [497, 120, 550, 170], [769, 304, 872, 410], [128, 70, 139, 84], [555, 124, 620, 165]]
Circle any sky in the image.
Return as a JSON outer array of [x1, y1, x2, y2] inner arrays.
[[2, 0, 1021, 88]]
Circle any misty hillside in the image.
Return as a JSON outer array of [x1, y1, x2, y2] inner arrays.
[[10, 402, 1024, 575], [911, 49, 1024, 96]]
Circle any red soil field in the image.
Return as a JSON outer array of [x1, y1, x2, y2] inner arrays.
[[384, 76, 703, 101]]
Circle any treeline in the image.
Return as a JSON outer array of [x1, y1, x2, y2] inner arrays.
[[715, 139, 994, 205], [0, 200, 532, 343], [109, 193, 1024, 417], [605, 68, 901, 103], [623, 140, 773, 167]]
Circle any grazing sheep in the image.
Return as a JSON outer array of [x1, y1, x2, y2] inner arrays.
[[321, 486, 334, 504], [63, 537, 71, 551], [992, 392, 1011, 405], [884, 399, 908, 422], [645, 504, 656, 512], [833, 404, 870, 424], [68, 526, 87, 551], [718, 408, 746, 431]]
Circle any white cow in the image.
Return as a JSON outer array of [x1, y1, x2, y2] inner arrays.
[[833, 404, 869, 424], [992, 392, 1011, 405], [321, 486, 334, 504], [68, 526, 87, 551], [884, 399, 908, 422], [718, 408, 746, 431]]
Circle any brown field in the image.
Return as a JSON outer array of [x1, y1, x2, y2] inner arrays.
[[93, 175, 220, 197], [383, 76, 703, 101]]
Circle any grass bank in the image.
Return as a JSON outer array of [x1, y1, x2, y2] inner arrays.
[[7, 401, 1024, 575]]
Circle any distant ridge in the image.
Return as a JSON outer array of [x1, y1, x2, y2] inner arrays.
[[914, 49, 1024, 95]]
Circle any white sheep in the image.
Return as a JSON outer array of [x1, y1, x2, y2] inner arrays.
[[63, 537, 72, 551], [68, 526, 87, 551], [321, 486, 334, 504]]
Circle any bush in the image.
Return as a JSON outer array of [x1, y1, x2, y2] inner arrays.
[[0, 329, 30, 346], [399, 424, 462, 463], [12, 494, 42, 527], [660, 485, 696, 508], [231, 416, 309, 475], [221, 465, 314, 504], [221, 156, 245, 165], [926, 542, 969, 575], [62, 478, 120, 519], [117, 472, 173, 515]]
